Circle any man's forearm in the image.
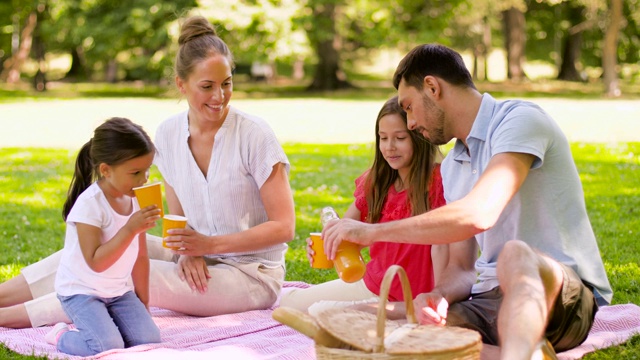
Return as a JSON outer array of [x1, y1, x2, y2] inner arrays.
[[372, 202, 483, 246]]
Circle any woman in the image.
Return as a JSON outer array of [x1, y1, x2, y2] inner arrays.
[[0, 15, 295, 328]]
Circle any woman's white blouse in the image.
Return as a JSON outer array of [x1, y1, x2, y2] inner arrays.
[[154, 106, 290, 267]]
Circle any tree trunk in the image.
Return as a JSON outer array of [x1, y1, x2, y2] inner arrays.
[[309, 39, 351, 90], [293, 57, 305, 80], [306, 1, 352, 91], [502, 7, 527, 81], [557, 4, 586, 81], [105, 59, 118, 83], [472, 47, 479, 81], [32, 4, 47, 92], [65, 47, 88, 80], [1, 12, 38, 83], [482, 15, 491, 81], [603, 0, 623, 97], [32, 37, 46, 91]]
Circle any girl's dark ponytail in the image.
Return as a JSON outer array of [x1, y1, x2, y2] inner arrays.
[[62, 140, 94, 220]]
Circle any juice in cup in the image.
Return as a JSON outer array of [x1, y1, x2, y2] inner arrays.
[[334, 241, 366, 283], [309, 232, 334, 269], [133, 182, 164, 217], [162, 214, 188, 249]]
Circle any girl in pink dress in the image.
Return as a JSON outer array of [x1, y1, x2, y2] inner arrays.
[[280, 96, 447, 314]]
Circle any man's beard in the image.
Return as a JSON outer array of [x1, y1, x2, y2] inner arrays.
[[420, 94, 446, 145]]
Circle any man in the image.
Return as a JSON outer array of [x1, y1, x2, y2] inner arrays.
[[322, 44, 612, 360]]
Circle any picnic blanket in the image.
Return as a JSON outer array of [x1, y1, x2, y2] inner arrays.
[[0, 282, 638, 359]]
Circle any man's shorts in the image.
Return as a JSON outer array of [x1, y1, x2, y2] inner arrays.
[[446, 263, 598, 352]]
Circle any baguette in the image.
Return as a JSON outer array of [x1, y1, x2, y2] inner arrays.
[[272, 306, 351, 349]]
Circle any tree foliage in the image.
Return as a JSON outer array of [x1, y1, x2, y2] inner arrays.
[[1, 0, 638, 94], [42, 0, 197, 81], [292, 0, 465, 90]]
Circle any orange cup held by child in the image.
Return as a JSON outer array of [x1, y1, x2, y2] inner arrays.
[[310, 232, 334, 269], [133, 182, 164, 217]]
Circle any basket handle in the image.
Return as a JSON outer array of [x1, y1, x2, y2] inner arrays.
[[374, 265, 417, 353]]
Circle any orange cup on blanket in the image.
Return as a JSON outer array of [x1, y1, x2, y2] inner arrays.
[[162, 215, 188, 249], [310, 232, 334, 269]]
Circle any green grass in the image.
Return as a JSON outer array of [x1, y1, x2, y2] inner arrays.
[[1, 143, 639, 358]]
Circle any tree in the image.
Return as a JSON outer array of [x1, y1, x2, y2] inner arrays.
[[303, 0, 351, 90], [31, 2, 47, 91], [446, 0, 498, 81], [502, 4, 527, 81], [0, 9, 38, 84], [449, 0, 528, 82], [603, 0, 623, 97], [200, 0, 308, 80], [557, 2, 588, 81], [294, 0, 464, 91], [42, 0, 197, 82]]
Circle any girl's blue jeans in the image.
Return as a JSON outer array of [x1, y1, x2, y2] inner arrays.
[[57, 291, 161, 356]]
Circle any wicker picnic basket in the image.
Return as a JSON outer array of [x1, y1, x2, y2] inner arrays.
[[313, 265, 482, 360]]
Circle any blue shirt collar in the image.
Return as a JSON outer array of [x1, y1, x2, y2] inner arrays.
[[450, 93, 496, 163]]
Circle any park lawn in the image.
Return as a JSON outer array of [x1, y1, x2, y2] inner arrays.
[[0, 143, 639, 359]]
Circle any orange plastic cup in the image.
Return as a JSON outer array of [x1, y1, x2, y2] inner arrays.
[[334, 241, 365, 283], [133, 182, 164, 217], [310, 232, 334, 269], [162, 215, 187, 249]]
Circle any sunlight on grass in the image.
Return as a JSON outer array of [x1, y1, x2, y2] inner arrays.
[[0, 264, 23, 280]]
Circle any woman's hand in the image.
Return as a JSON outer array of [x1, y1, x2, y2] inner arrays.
[[165, 227, 214, 256], [177, 255, 211, 294]]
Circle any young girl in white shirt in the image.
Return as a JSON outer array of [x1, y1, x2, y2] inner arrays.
[[45, 117, 161, 356]]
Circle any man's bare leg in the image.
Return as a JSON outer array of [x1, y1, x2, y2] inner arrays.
[[496, 240, 563, 360]]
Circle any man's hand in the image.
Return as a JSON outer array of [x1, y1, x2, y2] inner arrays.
[[322, 218, 374, 260]]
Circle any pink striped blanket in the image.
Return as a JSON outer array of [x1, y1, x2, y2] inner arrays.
[[0, 282, 638, 359]]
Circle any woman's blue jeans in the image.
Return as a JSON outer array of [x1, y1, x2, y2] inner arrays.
[[57, 291, 161, 356]]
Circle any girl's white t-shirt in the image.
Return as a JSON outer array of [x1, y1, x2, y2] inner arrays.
[[55, 182, 140, 298]]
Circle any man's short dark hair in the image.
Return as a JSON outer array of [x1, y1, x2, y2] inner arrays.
[[393, 44, 476, 90]]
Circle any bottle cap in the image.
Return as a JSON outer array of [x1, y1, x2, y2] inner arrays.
[[320, 206, 339, 227]]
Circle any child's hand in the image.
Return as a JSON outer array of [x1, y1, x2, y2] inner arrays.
[[306, 237, 314, 265], [126, 205, 161, 234]]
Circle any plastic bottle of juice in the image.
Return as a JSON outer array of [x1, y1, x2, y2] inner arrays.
[[320, 206, 366, 283]]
